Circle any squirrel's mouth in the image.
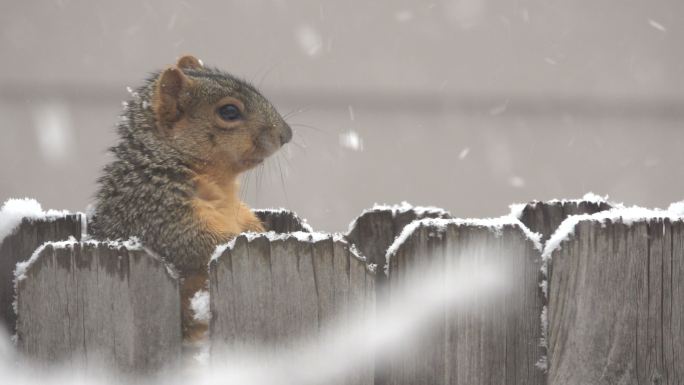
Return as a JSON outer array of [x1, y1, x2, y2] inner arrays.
[[243, 141, 277, 168]]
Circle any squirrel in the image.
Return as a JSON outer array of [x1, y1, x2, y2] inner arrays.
[[89, 55, 292, 342]]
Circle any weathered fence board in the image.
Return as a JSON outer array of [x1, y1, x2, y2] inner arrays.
[[0, 215, 82, 334], [512, 196, 612, 242], [4, 197, 681, 384], [15, 240, 181, 374], [346, 203, 450, 271], [385, 218, 546, 385], [546, 217, 684, 385], [210, 233, 376, 384], [346, 204, 450, 385]]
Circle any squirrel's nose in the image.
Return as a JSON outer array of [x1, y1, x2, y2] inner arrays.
[[279, 124, 292, 145]]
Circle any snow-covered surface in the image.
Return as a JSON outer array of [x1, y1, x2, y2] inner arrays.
[[12, 236, 146, 318], [14, 237, 78, 283], [370, 201, 450, 217], [191, 290, 211, 323], [536, 306, 549, 371], [508, 203, 527, 220], [14, 237, 143, 284], [347, 201, 451, 234], [0, 198, 71, 243], [508, 192, 612, 219], [255, 208, 298, 215], [12, 237, 79, 317], [668, 200, 684, 216], [541, 205, 684, 260], [211, 243, 232, 264], [190, 289, 210, 367], [210, 231, 351, 263], [386, 216, 543, 264], [553, 192, 609, 205]]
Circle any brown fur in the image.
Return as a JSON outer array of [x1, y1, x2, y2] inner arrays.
[[177, 54, 204, 70], [191, 172, 264, 237], [153, 67, 192, 131], [184, 171, 264, 342]]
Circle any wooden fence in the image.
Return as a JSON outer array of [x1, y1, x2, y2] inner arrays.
[[15, 239, 181, 374], [1, 198, 683, 384], [0, 213, 82, 335], [546, 216, 684, 384]]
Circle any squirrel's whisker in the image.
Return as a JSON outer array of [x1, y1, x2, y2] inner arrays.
[[255, 60, 284, 89], [289, 139, 308, 153], [276, 155, 290, 207], [240, 168, 253, 203], [289, 122, 327, 134], [255, 163, 266, 205], [282, 106, 311, 120]]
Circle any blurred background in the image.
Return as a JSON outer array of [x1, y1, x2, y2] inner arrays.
[[0, 0, 682, 232]]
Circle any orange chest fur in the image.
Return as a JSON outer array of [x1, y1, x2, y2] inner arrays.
[[190, 175, 262, 237], [192, 198, 247, 236]]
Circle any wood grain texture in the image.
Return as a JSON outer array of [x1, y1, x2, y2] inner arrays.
[[15, 242, 181, 374], [346, 207, 450, 270], [346, 206, 449, 385], [210, 233, 376, 384], [254, 209, 312, 233], [386, 222, 545, 385], [547, 219, 684, 385], [0, 215, 81, 335], [517, 200, 612, 242]]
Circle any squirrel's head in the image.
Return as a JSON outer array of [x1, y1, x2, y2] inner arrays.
[[149, 55, 292, 174]]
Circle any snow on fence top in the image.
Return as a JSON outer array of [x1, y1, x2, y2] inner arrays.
[[668, 200, 684, 216], [507, 192, 616, 244], [508, 192, 611, 219], [383, 214, 546, 385], [12, 236, 149, 319], [210, 231, 368, 265], [0, 198, 73, 242], [6, 196, 684, 382], [13, 236, 181, 374], [386, 215, 543, 262], [345, 201, 452, 273], [542, 202, 684, 384], [13, 236, 144, 284], [542, 205, 684, 260], [346, 201, 450, 234]]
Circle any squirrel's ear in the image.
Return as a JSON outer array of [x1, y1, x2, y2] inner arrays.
[[154, 67, 192, 129], [177, 55, 204, 70]]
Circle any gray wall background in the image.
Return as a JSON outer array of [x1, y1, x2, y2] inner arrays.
[[0, 0, 682, 231]]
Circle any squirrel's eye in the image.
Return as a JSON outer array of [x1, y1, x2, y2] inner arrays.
[[218, 104, 241, 121]]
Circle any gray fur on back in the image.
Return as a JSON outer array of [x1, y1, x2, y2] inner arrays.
[[89, 74, 225, 272]]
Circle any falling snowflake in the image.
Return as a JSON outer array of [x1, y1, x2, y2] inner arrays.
[[458, 148, 470, 160], [296, 25, 323, 57], [395, 10, 414, 22], [648, 19, 666, 32], [339, 130, 364, 151], [509, 176, 525, 188]]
